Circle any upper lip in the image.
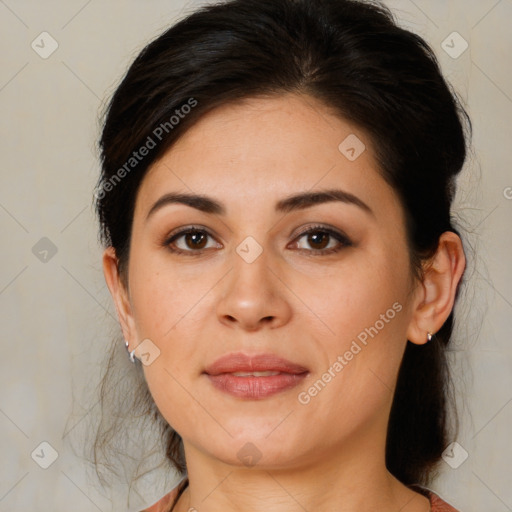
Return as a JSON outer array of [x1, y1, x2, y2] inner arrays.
[[204, 352, 309, 376]]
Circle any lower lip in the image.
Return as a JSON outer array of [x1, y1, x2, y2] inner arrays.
[[205, 372, 308, 399]]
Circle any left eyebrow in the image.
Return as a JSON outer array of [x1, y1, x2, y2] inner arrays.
[[275, 188, 374, 217], [145, 187, 374, 223]]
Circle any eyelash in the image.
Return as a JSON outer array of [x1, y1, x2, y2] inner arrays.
[[162, 224, 352, 256]]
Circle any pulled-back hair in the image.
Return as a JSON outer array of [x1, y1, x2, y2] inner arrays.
[[93, 0, 471, 489]]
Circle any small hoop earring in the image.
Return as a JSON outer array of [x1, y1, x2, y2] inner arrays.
[[427, 331, 433, 342], [125, 340, 136, 363]]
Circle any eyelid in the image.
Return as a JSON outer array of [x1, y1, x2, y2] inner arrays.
[[164, 224, 215, 241], [292, 224, 351, 242]]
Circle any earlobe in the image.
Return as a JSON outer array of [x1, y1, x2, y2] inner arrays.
[[406, 231, 466, 345], [102, 246, 137, 343]]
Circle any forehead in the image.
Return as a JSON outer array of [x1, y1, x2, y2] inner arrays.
[[134, 93, 400, 222]]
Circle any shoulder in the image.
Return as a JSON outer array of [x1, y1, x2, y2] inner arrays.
[[141, 483, 183, 512], [409, 484, 460, 512], [141, 488, 178, 512], [429, 491, 460, 512]]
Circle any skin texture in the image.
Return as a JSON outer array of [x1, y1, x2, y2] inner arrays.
[[103, 93, 466, 512]]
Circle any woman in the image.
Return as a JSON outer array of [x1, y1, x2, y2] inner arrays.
[[95, 0, 470, 510]]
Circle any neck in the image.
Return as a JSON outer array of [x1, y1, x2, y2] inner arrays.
[[173, 431, 430, 512]]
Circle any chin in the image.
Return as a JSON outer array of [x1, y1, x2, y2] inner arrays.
[[200, 431, 312, 469]]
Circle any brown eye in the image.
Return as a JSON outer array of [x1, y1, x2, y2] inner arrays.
[[164, 227, 220, 254], [305, 231, 330, 250], [293, 226, 352, 255], [183, 230, 208, 250]]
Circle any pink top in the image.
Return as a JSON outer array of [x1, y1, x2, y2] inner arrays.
[[142, 482, 460, 512]]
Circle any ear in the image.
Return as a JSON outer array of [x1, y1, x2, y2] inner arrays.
[[102, 246, 138, 344], [406, 231, 466, 345]]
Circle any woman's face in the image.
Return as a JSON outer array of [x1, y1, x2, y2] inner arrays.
[[118, 93, 422, 469]]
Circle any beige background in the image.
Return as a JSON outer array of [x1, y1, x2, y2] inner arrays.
[[1, 0, 511, 510]]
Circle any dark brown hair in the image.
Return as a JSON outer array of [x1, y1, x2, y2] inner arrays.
[[93, 0, 471, 489]]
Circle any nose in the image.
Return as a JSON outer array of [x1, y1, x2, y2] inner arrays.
[[215, 245, 292, 331]]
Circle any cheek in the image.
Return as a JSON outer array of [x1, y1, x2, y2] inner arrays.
[[128, 251, 208, 340], [298, 246, 411, 400], [127, 258, 205, 408], [302, 248, 409, 345], [142, 361, 198, 442]]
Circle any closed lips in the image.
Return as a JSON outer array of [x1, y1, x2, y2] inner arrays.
[[204, 355, 310, 400], [204, 352, 309, 376], [230, 371, 281, 377]]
